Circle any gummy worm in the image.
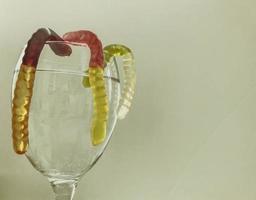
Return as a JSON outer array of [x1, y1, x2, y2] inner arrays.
[[12, 28, 72, 154], [104, 44, 136, 119], [63, 30, 108, 146]]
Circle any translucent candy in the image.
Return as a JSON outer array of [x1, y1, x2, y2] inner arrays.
[[89, 67, 108, 145], [23, 28, 71, 66], [12, 65, 35, 154], [12, 28, 71, 155], [104, 44, 136, 119], [12, 29, 136, 152], [63, 30, 103, 67], [63, 30, 108, 146]]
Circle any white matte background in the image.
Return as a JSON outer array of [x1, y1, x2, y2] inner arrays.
[[1, 0, 256, 199]]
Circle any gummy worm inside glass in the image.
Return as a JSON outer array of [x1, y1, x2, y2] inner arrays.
[[103, 44, 136, 119], [12, 28, 72, 154], [63, 30, 108, 146]]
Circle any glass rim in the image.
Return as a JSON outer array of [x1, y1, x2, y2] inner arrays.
[[45, 40, 90, 47], [13, 68, 120, 83], [17, 41, 121, 83]]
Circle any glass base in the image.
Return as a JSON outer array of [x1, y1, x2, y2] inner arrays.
[[50, 178, 78, 200]]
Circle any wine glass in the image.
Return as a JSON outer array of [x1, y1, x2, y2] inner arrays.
[[12, 41, 123, 200]]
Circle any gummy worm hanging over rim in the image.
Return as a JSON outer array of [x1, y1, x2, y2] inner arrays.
[[12, 28, 72, 154], [63, 30, 108, 146], [103, 44, 136, 119]]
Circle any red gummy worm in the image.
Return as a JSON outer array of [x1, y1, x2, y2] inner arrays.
[[63, 30, 108, 146], [23, 28, 72, 67], [63, 30, 104, 67], [12, 28, 72, 154]]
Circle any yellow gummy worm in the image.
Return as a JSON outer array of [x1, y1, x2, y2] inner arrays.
[[81, 43, 136, 145], [103, 44, 136, 119], [88, 67, 108, 145], [12, 65, 35, 154]]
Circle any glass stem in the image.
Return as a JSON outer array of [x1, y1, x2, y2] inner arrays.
[[50, 179, 78, 200]]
